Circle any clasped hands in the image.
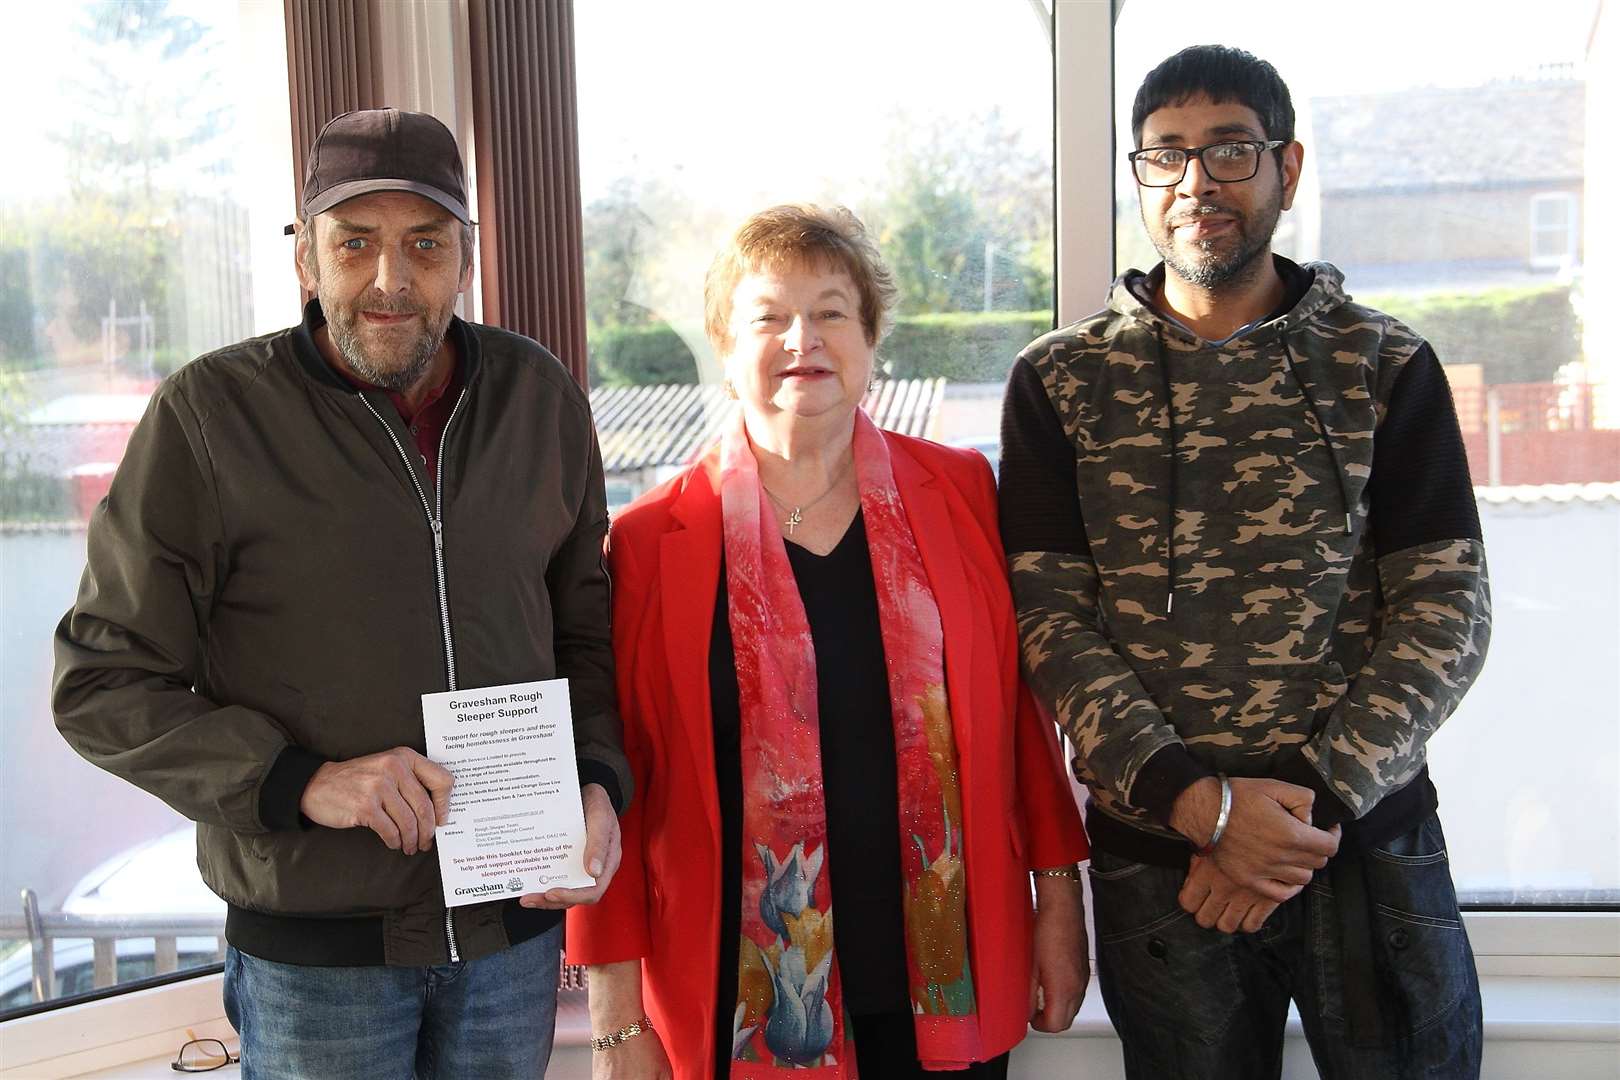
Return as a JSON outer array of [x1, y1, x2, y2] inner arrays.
[[1168, 776, 1340, 934], [298, 746, 621, 907]]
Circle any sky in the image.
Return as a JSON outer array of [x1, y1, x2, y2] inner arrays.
[[572, 0, 1600, 203], [0, 0, 1600, 338], [572, 0, 1056, 205], [1114, 0, 1599, 95], [0, 0, 1598, 205]]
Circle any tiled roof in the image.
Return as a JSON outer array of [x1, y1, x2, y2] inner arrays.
[[1310, 79, 1584, 194], [590, 379, 945, 473]]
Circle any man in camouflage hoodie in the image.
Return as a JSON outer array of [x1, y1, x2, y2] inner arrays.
[[999, 45, 1489, 1079]]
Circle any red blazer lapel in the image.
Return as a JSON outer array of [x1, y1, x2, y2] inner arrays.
[[887, 434, 977, 767], [659, 451, 724, 840]]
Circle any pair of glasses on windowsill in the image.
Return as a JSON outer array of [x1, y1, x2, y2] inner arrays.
[[1127, 139, 1287, 186], [171, 1030, 240, 1073]]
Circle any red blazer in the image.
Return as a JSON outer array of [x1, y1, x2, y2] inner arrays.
[[569, 430, 1087, 1075]]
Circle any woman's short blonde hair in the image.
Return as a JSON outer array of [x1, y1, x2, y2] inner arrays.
[[704, 204, 898, 353]]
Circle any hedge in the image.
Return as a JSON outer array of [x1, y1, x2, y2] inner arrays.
[[588, 283, 1579, 388], [879, 311, 1054, 382], [1357, 284, 1578, 385], [0, 452, 73, 522], [589, 311, 1055, 387], [588, 323, 702, 386]]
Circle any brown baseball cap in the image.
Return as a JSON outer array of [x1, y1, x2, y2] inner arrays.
[[296, 108, 471, 227]]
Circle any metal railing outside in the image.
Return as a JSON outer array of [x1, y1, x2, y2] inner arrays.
[[1, 890, 225, 1007], [2, 889, 590, 1010]]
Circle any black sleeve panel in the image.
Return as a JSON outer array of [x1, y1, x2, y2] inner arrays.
[[998, 355, 1091, 556], [578, 761, 624, 816], [258, 746, 328, 831], [1132, 743, 1216, 827], [1273, 749, 1354, 828], [1368, 344, 1482, 555]]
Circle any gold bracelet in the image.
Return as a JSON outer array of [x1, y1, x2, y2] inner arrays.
[[590, 1014, 654, 1052], [1033, 864, 1082, 881]]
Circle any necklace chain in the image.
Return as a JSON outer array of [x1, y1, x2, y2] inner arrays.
[[761, 458, 852, 535]]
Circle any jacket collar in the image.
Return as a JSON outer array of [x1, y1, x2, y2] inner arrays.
[[1109, 255, 1346, 347]]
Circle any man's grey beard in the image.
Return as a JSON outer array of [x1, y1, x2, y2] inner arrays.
[[327, 301, 449, 392]]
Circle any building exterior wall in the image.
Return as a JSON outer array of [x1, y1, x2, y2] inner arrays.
[[1320, 182, 1584, 272]]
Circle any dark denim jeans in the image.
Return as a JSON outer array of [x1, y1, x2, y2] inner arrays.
[[1089, 814, 1481, 1080], [223, 921, 561, 1080]]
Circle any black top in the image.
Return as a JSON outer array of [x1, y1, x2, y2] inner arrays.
[[710, 511, 912, 1073]]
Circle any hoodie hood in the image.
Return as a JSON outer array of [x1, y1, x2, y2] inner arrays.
[[1106, 256, 1350, 348]]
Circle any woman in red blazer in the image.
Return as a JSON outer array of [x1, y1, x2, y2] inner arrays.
[[568, 205, 1088, 1080]]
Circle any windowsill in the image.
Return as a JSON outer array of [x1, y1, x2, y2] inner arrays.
[[8, 970, 1616, 1079]]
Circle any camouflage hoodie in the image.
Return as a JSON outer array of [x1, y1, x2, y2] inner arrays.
[[1001, 259, 1490, 852]]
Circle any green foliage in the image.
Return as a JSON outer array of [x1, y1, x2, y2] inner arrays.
[[0, 370, 73, 518], [869, 109, 1053, 315], [39, 196, 174, 346], [0, 370, 26, 434], [589, 311, 1053, 386], [878, 180, 978, 313], [0, 221, 37, 365], [582, 177, 660, 336], [579, 108, 1055, 345], [590, 324, 701, 386], [0, 451, 74, 523], [881, 311, 1053, 383], [3, 1, 227, 373], [0, 371, 78, 522], [1357, 284, 1579, 385]]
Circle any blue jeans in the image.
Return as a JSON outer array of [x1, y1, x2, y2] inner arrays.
[[224, 921, 561, 1080], [1089, 814, 1481, 1080]]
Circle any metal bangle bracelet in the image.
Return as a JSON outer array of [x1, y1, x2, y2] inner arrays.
[[1032, 864, 1082, 881], [1196, 774, 1232, 857], [590, 1015, 654, 1052]]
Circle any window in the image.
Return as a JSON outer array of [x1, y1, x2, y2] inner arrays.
[[1114, 0, 1614, 906], [3, 0, 1607, 1055], [0, 0, 294, 1017], [573, 0, 1056, 501], [1531, 191, 1580, 268]]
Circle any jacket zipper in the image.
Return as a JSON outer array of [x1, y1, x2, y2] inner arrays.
[[358, 388, 468, 963]]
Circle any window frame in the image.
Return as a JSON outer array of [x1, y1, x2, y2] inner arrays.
[[2, 911, 1613, 1076], [1530, 190, 1579, 269], [1, 0, 1615, 1053]]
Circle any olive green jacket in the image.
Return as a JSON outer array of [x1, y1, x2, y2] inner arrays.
[[53, 301, 629, 965]]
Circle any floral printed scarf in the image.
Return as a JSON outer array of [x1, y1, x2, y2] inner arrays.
[[720, 409, 980, 1076]]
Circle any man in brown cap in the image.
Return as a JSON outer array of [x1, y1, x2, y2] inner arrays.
[[54, 108, 629, 1076]]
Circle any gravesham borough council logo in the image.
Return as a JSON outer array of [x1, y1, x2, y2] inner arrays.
[[508, 877, 525, 893]]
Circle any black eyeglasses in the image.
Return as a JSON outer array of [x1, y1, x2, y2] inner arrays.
[[171, 1037, 240, 1073], [1128, 140, 1286, 187]]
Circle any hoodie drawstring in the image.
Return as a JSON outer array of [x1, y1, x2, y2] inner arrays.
[[1156, 331, 1356, 618], [1281, 337, 1355, 537], [1156, 328, 1178, 614]]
